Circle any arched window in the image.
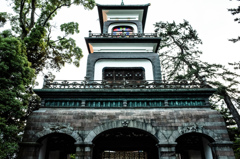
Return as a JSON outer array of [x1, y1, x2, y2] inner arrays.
[[112, 26, 134, 36]]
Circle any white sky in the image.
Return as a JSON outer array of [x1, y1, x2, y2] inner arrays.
[[1, 0, 240, 88]]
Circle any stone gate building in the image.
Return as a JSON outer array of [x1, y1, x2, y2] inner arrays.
[[18, 3, 235, 159]]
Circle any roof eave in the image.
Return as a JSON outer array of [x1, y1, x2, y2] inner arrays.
[[97, 3, 150, 33]]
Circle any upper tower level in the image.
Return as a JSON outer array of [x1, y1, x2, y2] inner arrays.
[[97, 3, 150, 34], [85, 3, 161, 54]]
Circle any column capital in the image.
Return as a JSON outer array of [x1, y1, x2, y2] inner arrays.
[[19, 142, 42, 147], [156, 142, 177, 147], [210, 141, 233, 147], [74, 142, 94, 147]]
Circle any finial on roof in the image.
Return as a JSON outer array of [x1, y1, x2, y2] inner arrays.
[[121, 0, 124, 5]]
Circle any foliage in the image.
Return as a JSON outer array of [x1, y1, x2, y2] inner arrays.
[[233, 134, 240, 158], [228, 0, 240, 43], [228, 0, 240, 78], [0, 30, 35, 158], [0, 1, 95, 157], [70, 154, 76, 159], [154, 20, 240, 131], [2, 0, 95, 74], [0, 12, 8, 27]]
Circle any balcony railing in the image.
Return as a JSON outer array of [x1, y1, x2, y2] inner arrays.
[[88, 31, 158, 38], [42, 77, 209, 89]]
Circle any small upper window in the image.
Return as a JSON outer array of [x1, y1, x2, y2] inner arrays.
[[112, 26, 134, 36]]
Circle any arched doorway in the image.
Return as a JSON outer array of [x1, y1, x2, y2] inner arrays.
[[37, 133, 76, 159], [176, 133, 214, 159], [92, 128, 158, 159]]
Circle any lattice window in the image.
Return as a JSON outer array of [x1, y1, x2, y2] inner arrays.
[[103, 68, 145, 81], [102, 151, 147, 159]]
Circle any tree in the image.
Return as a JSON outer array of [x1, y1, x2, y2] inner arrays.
[[0, 12, 8, 27], [0, 1, 95, 157], [0, 30, 35, 158], [2, 0, 95, 74], [228, 0, 240, 43], [154, 20, 240, 131], [228, 0, 240, 83]]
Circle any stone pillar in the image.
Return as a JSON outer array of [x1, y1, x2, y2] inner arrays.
[[85, 144, 93, 159], [75, 143, 94, 159], [75, 144, 85, 159], [157, 143, 177, 159], [17, 142, 42, 159], [210, 141, 235, 159]]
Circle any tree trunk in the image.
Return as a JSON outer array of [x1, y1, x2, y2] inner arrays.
[[223, 91, 240, 132]]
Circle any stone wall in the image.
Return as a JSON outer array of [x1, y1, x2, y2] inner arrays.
[[23, 108, 228, 143], [19, 107, 235, 159]]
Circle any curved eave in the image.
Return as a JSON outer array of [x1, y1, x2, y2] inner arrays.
[[97, 3, 150, 33], [85, 37, 161, 53], [34, 88, 216, 99]]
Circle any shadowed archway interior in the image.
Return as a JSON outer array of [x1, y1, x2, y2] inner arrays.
[[176, 133, 215, 159], [92, 127, 158, 159], [38, 133, 76, 159]]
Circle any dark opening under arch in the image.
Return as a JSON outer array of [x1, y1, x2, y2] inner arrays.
[[37, 133, 76, 159], [92, 127, 158, 159], [176, 132, 215, 159]]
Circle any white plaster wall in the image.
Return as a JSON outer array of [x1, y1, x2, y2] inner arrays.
[[108, 14, 138, 21], [108, 23, 138, 33], [91, 43, 156, 52], [103, 9, 143, 21], [94, 59, 154, 80]]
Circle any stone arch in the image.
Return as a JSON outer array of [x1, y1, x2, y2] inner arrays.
[[177, 123, 220, 142], [34, 123, 83, 142], [84, 120, 157, 143], [92, 127, 159, 159], [37, 133, 76, 159], [175, 132, 215, 159]]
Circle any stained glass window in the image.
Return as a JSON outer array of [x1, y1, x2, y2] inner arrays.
[[112, 26, 133, 36]]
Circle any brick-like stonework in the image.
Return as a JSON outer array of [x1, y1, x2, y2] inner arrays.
[[23, 108, 228, 143]]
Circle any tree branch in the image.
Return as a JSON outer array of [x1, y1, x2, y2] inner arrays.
[[42, 3, 72, 27], [29, 0, 36, 29], [20, 0, 27, 38]]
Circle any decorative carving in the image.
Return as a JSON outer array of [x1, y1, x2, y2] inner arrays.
[[168, 100, 205, 107], [178, 124, 203, 134], [35, 123, 76, 140], [45, 101, 81, 107], [164, 100, 168, 106], [43, 100, 206, 108], [85, 101, 123, 107], [178, 123, 222, 141], [121, 120, 129, 127], [42, 123, 74, 133], [123, 101, 127, 107], [127, 101, 164, 107]]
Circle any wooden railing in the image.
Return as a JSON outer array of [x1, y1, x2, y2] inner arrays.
[[88, 32, 158, 38], [42, 78, 209, 89]]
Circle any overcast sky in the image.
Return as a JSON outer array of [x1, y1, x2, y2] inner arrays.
[[1, 0, 240, 87]]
